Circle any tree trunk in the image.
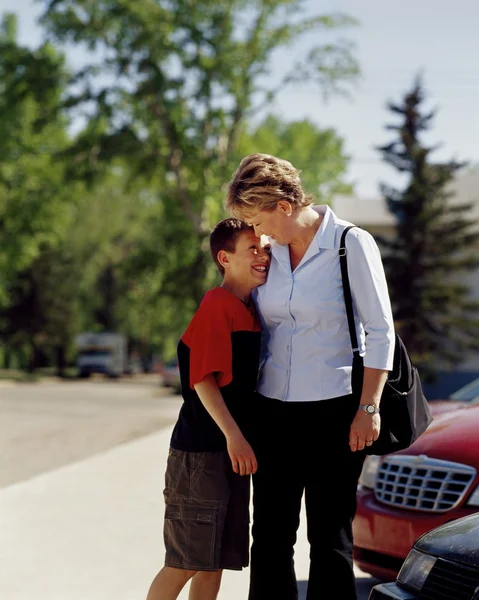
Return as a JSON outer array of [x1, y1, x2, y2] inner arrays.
[[97, 264, 116, 330], [28, 341, 42, 373], [55, 344, 67, 377]]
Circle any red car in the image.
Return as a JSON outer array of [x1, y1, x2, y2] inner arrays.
[[353, 403, 479, 582]]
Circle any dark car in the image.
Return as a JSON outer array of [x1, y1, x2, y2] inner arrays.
[[369, 512, 479, 600]]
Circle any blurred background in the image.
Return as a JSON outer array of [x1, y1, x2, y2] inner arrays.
[[1, 3, 479, 599], [0, 0, 478, 396]]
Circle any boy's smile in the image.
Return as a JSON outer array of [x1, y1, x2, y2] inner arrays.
[[220, 229, 271, 294], [232, 229, 271, 285]]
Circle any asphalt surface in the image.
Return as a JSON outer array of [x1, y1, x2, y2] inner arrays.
[[0, 377, 181, 487], [0, 378, 380, 599]]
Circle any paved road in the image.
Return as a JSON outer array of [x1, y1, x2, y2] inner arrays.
[[0, 377, 182, 487], [0, 379, 381, 599]]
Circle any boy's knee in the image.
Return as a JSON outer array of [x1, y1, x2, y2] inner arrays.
[[163, 565, 198, 581], [194, 569, 223, 579]]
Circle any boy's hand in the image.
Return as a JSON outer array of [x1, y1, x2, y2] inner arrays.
[[193, 375, 258, 474], [226, 433, 258, 476]]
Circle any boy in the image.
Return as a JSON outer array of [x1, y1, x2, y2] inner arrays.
[[145, 218, 270, 600]]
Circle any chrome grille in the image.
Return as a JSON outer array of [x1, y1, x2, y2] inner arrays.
[[419, 557, 479, 600], [375, 455, 476, 513]]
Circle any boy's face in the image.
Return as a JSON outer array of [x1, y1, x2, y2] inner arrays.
[[223, 229, 270, 288]]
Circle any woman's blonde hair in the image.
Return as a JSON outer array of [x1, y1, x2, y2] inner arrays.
[[225, 153, 313, 218]]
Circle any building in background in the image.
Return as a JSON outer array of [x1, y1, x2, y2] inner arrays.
[[332, 166, 479, 398]]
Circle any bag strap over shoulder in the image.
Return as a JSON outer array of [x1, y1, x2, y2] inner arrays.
[[339, 226, 361, 357]]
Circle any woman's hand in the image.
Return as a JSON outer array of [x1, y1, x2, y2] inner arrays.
[[226, 433, 258, 475], [349, 411, 381, 452], [351, 367, 387, 451]]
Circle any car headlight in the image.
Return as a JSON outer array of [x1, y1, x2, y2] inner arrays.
[[467, 485, 479, 507], [397, 548, 436, 593], [358, 455, 381, 489]]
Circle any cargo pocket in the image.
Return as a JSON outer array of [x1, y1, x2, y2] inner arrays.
[[164, 503, 219, 570]]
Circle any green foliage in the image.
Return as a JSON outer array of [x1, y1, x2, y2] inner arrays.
[[378, 78, 479, 378], [236, 115, 352, 202], [0, 245, 80, 371], [37, 0, 359, 353], [39, 0, 359, 227], [0, 13, 72, 304], [63, 171, 154, 329], [0, 2, 358, 369]]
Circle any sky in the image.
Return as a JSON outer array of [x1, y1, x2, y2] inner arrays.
[[3, 0, 478, 197]]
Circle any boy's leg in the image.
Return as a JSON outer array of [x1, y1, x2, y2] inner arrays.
[[164, 450, 229, 572], [189, 570, 223, 600], [145, 566, 196, 600], [160, 449, 243, 600]]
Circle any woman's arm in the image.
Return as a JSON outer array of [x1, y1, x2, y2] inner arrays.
[[346, 229, 395, 451], [347, 229, 395, 372]]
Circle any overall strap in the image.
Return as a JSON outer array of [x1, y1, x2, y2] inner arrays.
[[339, 226, 361, 356]]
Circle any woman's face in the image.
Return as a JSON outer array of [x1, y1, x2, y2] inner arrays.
[[245, 201, 294, 245]]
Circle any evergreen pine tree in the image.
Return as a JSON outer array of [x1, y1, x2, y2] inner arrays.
[[378, 78, 479, 379]]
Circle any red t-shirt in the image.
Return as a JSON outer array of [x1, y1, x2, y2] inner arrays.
[[170, 287, 262, 451]]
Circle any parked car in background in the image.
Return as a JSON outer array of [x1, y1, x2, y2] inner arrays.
[[75, 332, 128, 378], [161, 359, 181, 394], [427, 376, 479, 415], [353, 404, 479, 582], [369, 512, 479, 600]]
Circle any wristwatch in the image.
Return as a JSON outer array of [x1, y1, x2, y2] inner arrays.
[[359, 404, 380, 415]]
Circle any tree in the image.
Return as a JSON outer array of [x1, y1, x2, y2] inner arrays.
[[378, 78, 479, 378], [0, 13, 72, 305], [0, 245, 80, 373], [0, 167, 157, 373], [39, 0, 359, 314], [236, 114, 352, 203]]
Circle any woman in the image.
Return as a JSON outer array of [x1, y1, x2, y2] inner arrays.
[[225, 154, 395, 600]]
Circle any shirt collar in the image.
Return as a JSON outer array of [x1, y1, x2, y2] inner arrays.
[[269, 204, 339, 269], [313, 205, 338, 250]]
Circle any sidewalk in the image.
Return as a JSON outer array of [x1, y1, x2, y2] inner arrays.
[[0, 426, 371, 600]]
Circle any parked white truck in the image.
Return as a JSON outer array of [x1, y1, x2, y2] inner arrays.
[[75, 332, 128, 378]]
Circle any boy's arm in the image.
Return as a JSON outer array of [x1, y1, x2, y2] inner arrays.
[[194, 374, 257, 476]]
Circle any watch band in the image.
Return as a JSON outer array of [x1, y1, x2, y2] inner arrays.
[[359, 404, 380, 415]]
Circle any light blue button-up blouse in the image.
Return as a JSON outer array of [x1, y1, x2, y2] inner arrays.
[[253, 205, 395, 402]]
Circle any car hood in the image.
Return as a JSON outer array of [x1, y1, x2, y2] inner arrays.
[[396, 404, 479, 466], [415, 513, 479, 568], [427, 399, 468, 415]]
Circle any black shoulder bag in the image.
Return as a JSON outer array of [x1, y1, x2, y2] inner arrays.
[[340, 226, 433, 456]]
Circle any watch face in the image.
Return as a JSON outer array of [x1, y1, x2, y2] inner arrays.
[[367, 405, 375, 414]]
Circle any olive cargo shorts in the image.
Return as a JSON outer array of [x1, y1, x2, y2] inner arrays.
[[163, 448, 250, 571]]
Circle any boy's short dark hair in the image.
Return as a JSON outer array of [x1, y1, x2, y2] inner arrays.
[[210, 218, 253, 276]]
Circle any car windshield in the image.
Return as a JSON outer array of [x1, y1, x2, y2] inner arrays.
[[450, 377, 479, 402], [78, 349, 111, 357]]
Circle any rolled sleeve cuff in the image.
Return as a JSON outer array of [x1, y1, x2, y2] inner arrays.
[[363, 333, 395, 371]]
